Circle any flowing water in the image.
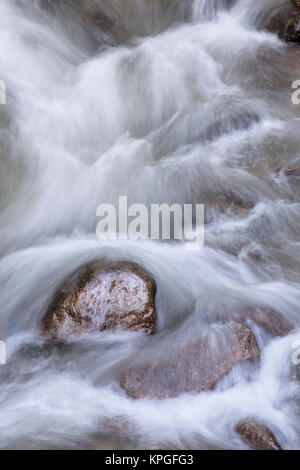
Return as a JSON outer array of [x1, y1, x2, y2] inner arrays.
[[1, 0, 300, 450]]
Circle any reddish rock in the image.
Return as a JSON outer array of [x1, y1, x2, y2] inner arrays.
[[246, 307, 293, 337], [276, 167, 300, 178], [236, 419, 282, 450], [41, 261, 156, 339], [120, 322, 259, 399]]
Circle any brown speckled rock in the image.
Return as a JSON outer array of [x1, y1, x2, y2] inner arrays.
[[120, 322, 259, 399], [246, 307, 293, 337], [41, 261, 156, 339], [236, 419, 282, 450]]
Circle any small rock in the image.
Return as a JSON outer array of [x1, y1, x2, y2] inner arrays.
[[91, 416, 133, 450], [41, 261, 156, 339], [236, 419, 282, 450], [276, 167, 300, 178], [120, 322, 259, 399]]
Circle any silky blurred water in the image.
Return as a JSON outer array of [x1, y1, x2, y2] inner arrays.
[[1, 0, 300, 450]]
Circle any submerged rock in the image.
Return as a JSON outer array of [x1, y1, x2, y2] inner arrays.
[[201, 111, 259, 143], [204, 198, 254, 225], [236, 419, 282, 450], [120, 322, 259, 399], [78, 0, 192, 41], [41, 261, 156, 339]]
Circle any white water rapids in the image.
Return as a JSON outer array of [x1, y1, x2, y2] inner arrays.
[[1, 0, 300, 450]]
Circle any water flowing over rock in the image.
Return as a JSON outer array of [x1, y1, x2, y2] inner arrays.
[[78, 0, 192, 40], [200, 111, 259, 143], [41, 261, 156, 339], [120, 322, 259, 399], [246, 307, 293, 337], [236, 419, 282, 450]]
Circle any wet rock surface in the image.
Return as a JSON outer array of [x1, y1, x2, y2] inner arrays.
[[78, 0, 192, 41], [204, 198, 254, 225], [246, 307, 293, 337], [41, 261, 156, 339], [277, 167, 300, 178], [263, 3, 300, 43], [236, 419, 282, 450], [200, 111, 259, 143], [292, 0, 300, 10], [120, 322, 259, 399]]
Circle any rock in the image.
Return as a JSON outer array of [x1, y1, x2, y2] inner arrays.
[[246, 307, 293, 337], [276, 167, 300, 178], [41, 261, 156, 339], [120, 322, 259, 399], [78, 0, 192, 41], [79, 4, 121, 36], [204, 198, 254, 225], [91, 416, 134, 450], [236, 419, 282, 450], [263, 4, 300, 43], [201, 111, 259, 143], [292, 0, 300, 9], [92, 440, 123, 450]]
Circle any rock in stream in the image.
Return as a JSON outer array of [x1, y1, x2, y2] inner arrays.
[[236, 418, 282, 450], [120, 322, 259, 399], [41, 261, 157, 339]]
